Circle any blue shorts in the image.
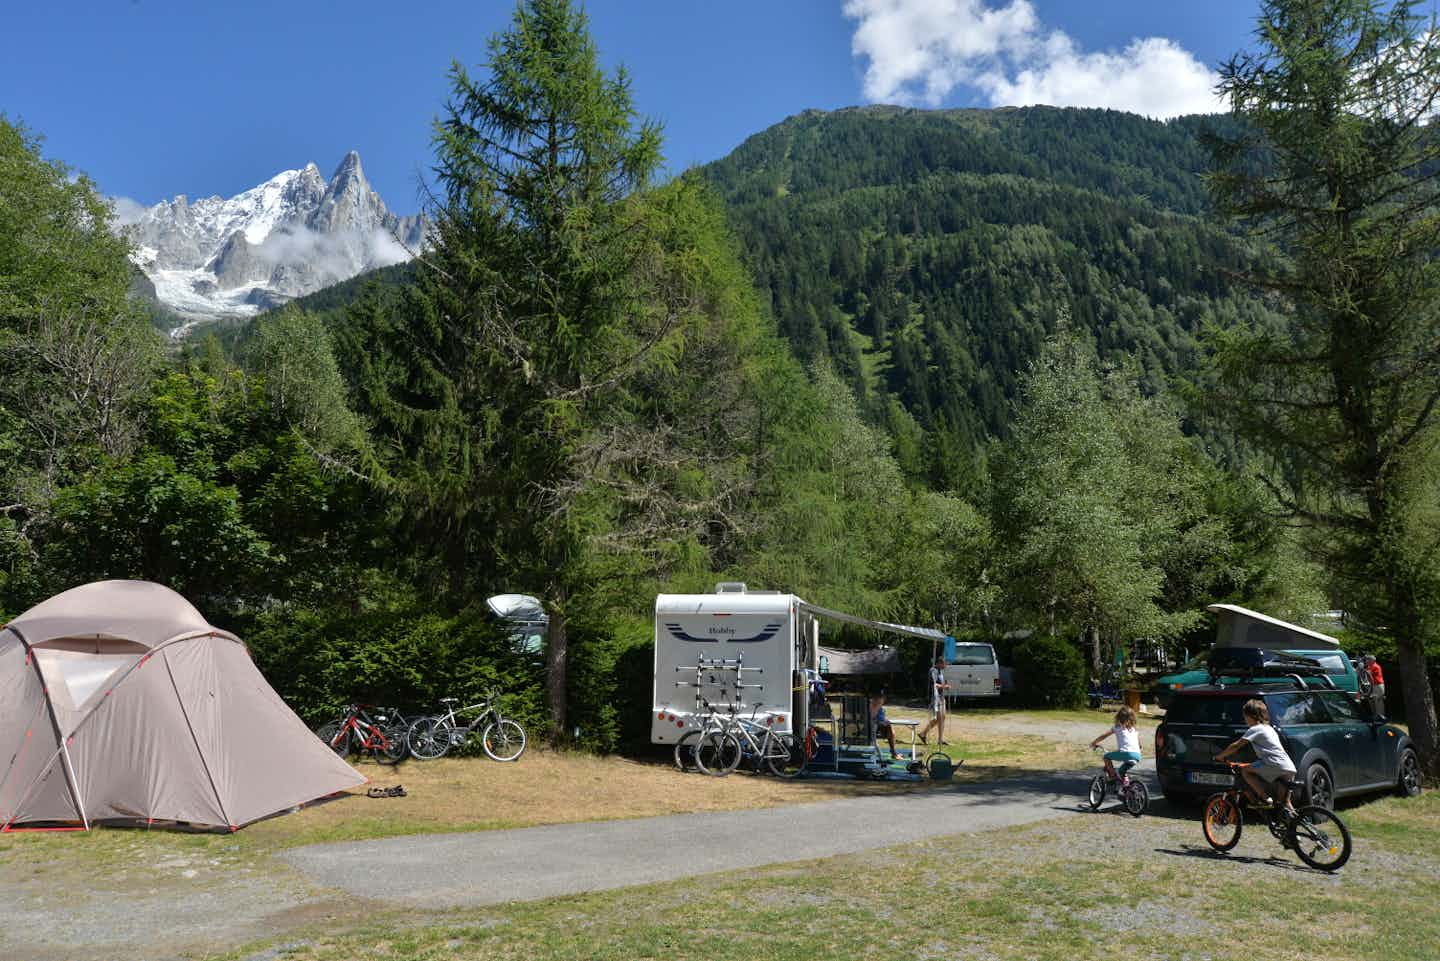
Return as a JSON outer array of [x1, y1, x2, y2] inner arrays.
[[1104, 751, 1141, 763]]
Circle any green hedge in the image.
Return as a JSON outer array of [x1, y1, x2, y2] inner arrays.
[[242, 606, 546, 738], [1010, 635, 1086, 708], [565, 613, 655, 753], [240, 604, 661, 755]]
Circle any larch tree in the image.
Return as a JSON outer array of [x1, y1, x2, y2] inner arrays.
[[350, 0, 666, 744], [1205, 0, 1440, 770]]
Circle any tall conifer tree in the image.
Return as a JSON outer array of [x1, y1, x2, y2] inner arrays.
[[1206, 0, 1440, 769], [350, 0, 662, 743]]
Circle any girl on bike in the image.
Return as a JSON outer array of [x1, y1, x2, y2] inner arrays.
[[1090, 705, 1141, 782], [1215, 698, 1297, 815]]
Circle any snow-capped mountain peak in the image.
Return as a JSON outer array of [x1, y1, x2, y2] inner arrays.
[[126, 152, 424, 329]]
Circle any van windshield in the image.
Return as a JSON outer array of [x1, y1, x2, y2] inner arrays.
[[1306, 652, 1348, 676], [1163, 696, 1247, 726], [1177, 651, 1210, 672], [951, 645, 996, 666]]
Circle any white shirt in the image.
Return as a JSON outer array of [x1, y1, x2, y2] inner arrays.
[[1243, 723, 1296, 773], [1113, 724, 1141, 756]]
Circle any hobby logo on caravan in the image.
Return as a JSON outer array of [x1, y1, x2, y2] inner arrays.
[[663, 622, 784, 643]]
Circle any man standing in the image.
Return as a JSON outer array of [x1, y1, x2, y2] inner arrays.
[[918, 656, 950, 745], [1365, 655, 1386, 717]]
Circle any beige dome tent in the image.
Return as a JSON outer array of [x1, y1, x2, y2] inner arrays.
[[0, 580, 364, 831]]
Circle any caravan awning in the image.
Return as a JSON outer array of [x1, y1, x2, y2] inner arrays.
[[797, 602, 949, 643], [817, 645, 903, 675]]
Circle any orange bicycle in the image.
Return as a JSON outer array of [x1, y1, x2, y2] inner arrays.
[[1201, 763, 1351, 871]]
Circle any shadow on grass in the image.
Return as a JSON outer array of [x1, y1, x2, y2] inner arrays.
[[1154, 844, 1328, 875]]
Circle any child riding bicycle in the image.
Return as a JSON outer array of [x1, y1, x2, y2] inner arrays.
[[1089, 705, 1142, 782], [1214, 698, 1297, 815]]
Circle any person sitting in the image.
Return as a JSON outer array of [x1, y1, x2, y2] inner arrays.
[[870, 691, 903, 761], [1089, 705, 1142, 782], [1215, 698, 1298, 816]]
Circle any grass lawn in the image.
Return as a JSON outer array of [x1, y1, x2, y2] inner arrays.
[[209, 790, 1440, 961]]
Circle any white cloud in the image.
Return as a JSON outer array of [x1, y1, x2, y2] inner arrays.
[[109, 195, 151, 227], [842, 0, 1224, 118]]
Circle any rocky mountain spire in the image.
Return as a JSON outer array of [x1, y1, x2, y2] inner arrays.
[[125, 152, 426, 328]]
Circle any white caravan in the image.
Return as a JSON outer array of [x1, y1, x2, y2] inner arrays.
[[651, 583, 946, 746]]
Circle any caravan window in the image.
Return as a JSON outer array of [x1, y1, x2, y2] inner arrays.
[[951, 644, 996, 666]]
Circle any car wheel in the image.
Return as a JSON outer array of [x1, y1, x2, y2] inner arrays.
[[1303, 763, 1335, 811], [1397, 748, 1422, 798]]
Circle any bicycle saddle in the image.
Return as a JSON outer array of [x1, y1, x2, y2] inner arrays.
[[440, 697, 459, 704]]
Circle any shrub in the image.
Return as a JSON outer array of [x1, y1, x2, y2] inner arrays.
[[242, 605, 545, 737], [566, 613, 654, 753], [1009, 635, 1086, 708]]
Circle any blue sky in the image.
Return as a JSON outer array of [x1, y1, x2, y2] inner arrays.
[[3, 1, 1264, 214]]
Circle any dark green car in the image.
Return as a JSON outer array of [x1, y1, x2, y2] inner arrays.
[[1155, 684, 1421, 808]]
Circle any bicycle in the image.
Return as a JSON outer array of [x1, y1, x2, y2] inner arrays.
[[1086, 747, 1149, 817], [316, 704, 408, 764], [692, 704, 805, 778], [1201, 763, 1352, 871], [406, 692, 527, 762], [672, 704, 731, 773]]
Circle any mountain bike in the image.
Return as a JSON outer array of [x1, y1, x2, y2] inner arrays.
[[1201, 763, 1351, 871], [673, 704, 732, 773], [316, 704, 408, 764], [693, 704, 804, 778], [1086, 748, 1148, 817], [406, 692, 527, 762]]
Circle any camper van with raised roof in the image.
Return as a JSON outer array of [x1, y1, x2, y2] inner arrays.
[[1153, 604, 1358, 709]]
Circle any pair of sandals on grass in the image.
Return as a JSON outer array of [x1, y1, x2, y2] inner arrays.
[[366, 785, 407, 798]]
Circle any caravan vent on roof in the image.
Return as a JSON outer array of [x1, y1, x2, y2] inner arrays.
[[714, 582, 747, 594]]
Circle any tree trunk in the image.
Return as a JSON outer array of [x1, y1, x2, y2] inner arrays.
[[545, 596, 568, 748], [1395, 634, 1440, 776]]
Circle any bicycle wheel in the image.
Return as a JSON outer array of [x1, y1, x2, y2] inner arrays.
[[1202, 793, 1243, 851], [1288, 806, 1352, 872], [1122, 780, 1149, 818], [765, 733, 807, 778], [674, 730, 703, 772], [482, 719, 527, 762], [376, 724, 409, 764], [695, 732, 741, 776], [406, 717, 452, 761], [1356, 670, 1374, 698], [1086, 774, 1107, 810], [316, 722, 351, 757]]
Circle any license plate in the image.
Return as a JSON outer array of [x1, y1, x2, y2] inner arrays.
[[1187, 771, 1231, 786], [958, 679, 979, 685]]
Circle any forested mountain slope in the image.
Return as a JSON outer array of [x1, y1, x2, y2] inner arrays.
[[702, 105, 1274, 480]]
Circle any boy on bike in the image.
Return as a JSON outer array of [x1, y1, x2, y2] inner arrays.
[[1215, 698, 1297, 815]]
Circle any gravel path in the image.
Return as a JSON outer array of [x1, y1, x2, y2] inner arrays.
[[279, 768, 1134, 906]]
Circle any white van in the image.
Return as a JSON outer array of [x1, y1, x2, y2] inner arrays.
[[945, 641, 1001, 701]]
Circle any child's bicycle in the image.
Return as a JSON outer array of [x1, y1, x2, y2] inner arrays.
[[1086, 747, 1149, 817], [1201, 763, 1352, 872]]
